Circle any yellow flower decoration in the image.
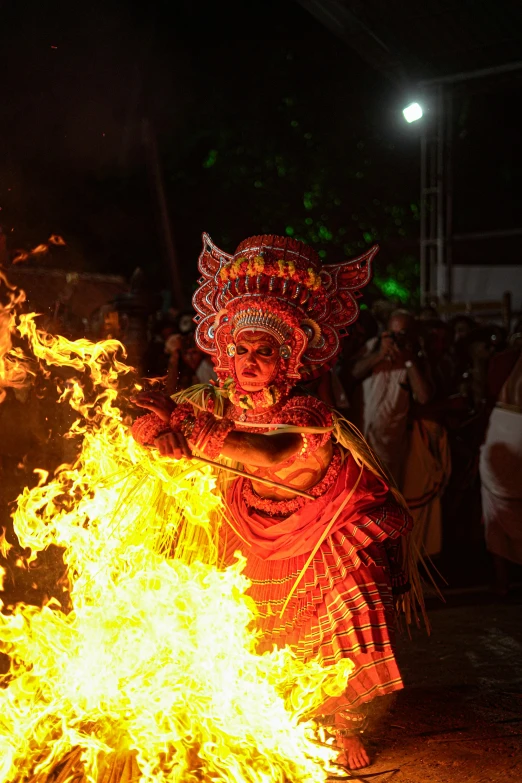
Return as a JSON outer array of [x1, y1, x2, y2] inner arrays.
[[263, 386, 280, 406], [253, 255, 265, 274], [304, 268, 321, 290], [220, 267, 229, 282], [276, 259, 286, 277], [228, 258, 243, 280], [306, 268, 317, 288]]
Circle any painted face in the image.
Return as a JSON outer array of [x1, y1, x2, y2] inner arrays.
[[234, 330, 280, 391]]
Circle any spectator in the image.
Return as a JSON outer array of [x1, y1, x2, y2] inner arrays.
[[351, 309, 432, 482], [299, 312, 379, 412], [418, 304, 440, 322], [480, 320, 522, 595], [370, 299, 396, 335], [419, 319, 454, 399], [456, 326, 503, 413], [328, 309, 380, 410], [343, 310, 379, 362], [438, 326, 497, 569], [176, 311, 197, 336], [142, 314, 178, 378], [351, 309, 450, 558], [165, 330, 216, 394], [449, 315, 476, 344]]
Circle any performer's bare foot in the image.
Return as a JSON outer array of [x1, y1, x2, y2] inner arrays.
[[337, 735, 370, 770]]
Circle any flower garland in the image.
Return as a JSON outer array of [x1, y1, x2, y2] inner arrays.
[[228, 399, 287, 427], [219, 256, 322, 291], [224, 377, 286, 411], [243, 447, 342, 517], [222, 349, 294, 411]]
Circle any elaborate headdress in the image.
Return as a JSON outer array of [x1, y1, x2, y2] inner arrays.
[[193, 233, 376, 407]]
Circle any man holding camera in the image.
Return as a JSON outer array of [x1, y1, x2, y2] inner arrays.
[[351, 309, 449, 557], [352, 310, 432, 483]]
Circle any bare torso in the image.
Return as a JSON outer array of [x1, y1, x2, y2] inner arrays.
[[243, 440, 333, 499]]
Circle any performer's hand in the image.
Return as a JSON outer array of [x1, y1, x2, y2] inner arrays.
[[131, 391, 176, 423], [154, 430, 192, 460]]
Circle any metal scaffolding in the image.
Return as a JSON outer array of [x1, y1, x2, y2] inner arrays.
[[419, 61, 522, 306]]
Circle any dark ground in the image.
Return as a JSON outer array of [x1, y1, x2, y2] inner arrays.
[[365, 589, 522, 783]]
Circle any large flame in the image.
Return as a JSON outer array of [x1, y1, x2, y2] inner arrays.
[[0, 270, 351, 782]]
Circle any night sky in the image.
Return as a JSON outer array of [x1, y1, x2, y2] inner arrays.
[[1, 0, 521, 298]]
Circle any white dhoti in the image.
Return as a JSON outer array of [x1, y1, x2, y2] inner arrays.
[[480, 405, 522, 565], [359, 358, 410, 484]]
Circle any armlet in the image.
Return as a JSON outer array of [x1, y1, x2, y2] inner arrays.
[[273, 395, 333, 456]]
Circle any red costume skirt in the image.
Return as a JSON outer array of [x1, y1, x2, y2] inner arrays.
[[222, 451, 412, 709]]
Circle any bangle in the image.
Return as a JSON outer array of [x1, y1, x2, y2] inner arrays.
[[197, 417, 235, 459], [170, 404, 197, 439], [333, 710, 368, 736], [131, 413, 170, 447], [191, 412, 217, 451]]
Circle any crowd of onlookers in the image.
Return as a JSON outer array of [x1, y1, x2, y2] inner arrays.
[[327, 301, 522, 596]]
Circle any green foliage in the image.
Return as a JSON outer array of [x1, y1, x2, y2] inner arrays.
[[373, 255, 420, 305], [202, 149, 218, 168], [376, 277, 409, 302], [167, 44, 420, 305]]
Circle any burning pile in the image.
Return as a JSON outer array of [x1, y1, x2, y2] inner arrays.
[[0, 269, 351, 782]]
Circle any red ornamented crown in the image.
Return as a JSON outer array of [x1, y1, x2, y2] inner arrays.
[[192, 233, 377, 383]]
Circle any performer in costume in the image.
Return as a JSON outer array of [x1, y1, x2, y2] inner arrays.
[[131, 234, 422, 771]]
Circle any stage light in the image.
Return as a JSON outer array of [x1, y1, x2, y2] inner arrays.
[[403, 102, 423, 123]]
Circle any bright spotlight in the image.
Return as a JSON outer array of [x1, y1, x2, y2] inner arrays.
[[403, 102, 423, 123]]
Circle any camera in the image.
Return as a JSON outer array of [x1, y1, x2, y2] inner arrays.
[[389, 331, 408, 350]]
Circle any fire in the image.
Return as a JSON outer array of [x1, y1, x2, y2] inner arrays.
[[0, 271, 35, 403], [11, 235, 66, 265], [0, 269, 352, 782]]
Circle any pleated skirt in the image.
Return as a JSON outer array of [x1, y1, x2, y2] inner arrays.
[[223, 525, 404, 709]]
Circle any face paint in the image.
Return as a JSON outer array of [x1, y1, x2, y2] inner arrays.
[[233, 331, 280, 392]]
